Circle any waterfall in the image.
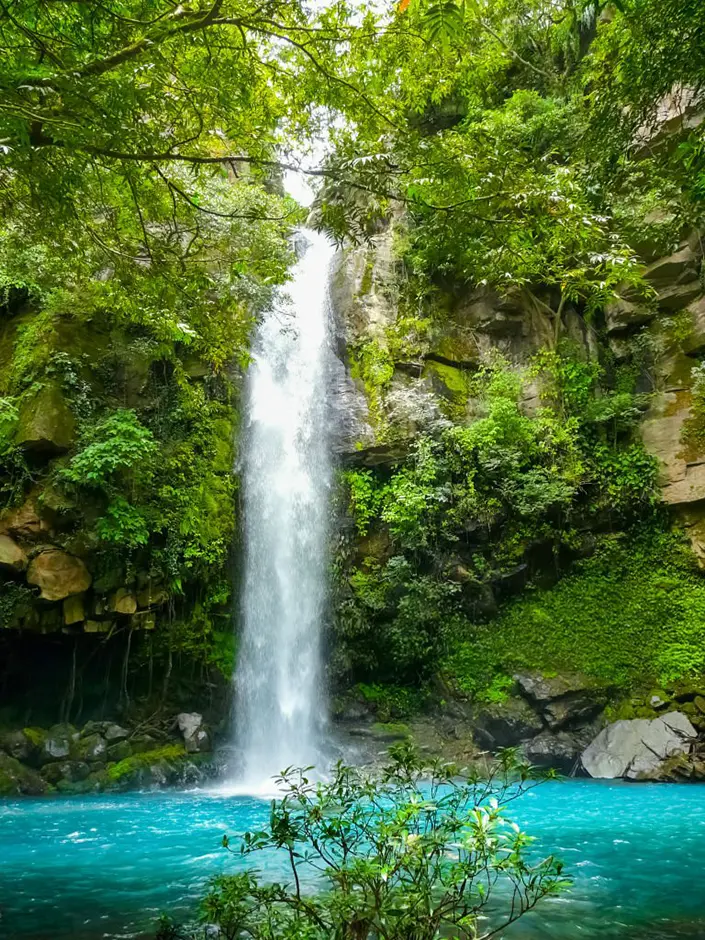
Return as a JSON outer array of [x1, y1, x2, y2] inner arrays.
[[232, 229, 334, 791]]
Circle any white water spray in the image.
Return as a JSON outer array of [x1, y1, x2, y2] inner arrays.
[[232, 229, 334, 791]]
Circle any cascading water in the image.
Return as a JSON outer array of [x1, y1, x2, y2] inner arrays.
[[232, 228, 334, 790]]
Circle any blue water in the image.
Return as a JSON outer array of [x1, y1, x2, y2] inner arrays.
[[1, 780, 705, 940]]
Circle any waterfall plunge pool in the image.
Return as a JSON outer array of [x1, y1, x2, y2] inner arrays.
[[1, 779, 705, 940]]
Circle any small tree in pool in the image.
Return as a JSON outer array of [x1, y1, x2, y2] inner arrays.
[[163, 746, 569, 939]]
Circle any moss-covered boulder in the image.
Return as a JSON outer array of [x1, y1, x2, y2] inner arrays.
[[0, 752, 50, 795], [106, 743, 187, 790], [15, 382, 76, 453]]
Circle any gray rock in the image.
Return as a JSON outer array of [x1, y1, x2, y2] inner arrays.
[[523, 725, 599, 774], [104, 723, 129, 742], [472, 697, 543, 750], [2, 729, 38, 762], [76, 733, 107, 762], [514, 671, 607, 730], [41, 760, 91, 785], [177, 712, 211, 753], [581, 711, 697, 780], [514, 671, 593, 702], [39, 724, 78, 764]]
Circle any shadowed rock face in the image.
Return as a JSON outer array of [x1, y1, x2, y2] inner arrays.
[[581, 712, 697, 780]]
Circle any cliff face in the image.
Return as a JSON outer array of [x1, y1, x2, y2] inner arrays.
[[327, 161, 705, 759], [0, 295, 238, 728]]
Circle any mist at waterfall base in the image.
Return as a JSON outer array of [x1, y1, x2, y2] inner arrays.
[[2, 780, 705, 939], [231, 228, 334, 791]]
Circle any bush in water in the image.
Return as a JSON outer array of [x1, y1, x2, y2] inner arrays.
[[161, 746, 568, 939]]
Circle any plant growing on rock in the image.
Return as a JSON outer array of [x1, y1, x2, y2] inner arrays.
[[163, 747, 568, 940]]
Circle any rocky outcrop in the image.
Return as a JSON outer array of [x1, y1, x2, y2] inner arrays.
[[0, 716, 215, 795], [472, 697, 544, 750], [26, 550, 91, 601], [581, 712, 697, 780], [15, 383, 76, 453], [176, 712, 210, 753], [0, 534, 27, 571]]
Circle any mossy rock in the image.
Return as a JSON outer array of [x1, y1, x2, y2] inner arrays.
[[0, 752, 50, 795], [106, 743, 186, 787], [15, 383, 75, 453]]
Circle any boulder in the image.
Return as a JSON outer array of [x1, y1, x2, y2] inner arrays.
[[41, 760, 90, 785], [523, 726, 599, 775], [514, 671, 607, 730], [581, 712, 696, 780], [104, 723, 129, 742], [15, 383, 76, 453], [176, 712, 211, 753], [63, 593, 85, 625], [75, 733, 107, 762], [39, 724, 78, 765], [0, 496, 47, 540], [1, 728, 42, 763], [472, 697, 543, 751], [514, 671, 592, 702], [0, 752, 49, 795], [107, 740, 132, 762], [0, 534, 27, 572], [644, 244, 699, 289], [109, 587, 137, 615], [27, 550, 91, 601]]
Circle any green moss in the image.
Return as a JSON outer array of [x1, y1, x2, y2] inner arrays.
[[423, 360, 471, 415], [22, 727, 46, 747], [445, 527, 705, 698], [107, 743, 186, 782]]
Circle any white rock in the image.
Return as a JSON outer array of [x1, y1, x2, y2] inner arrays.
[[176, 712, 203, 739], [581, 712, 697, 779]]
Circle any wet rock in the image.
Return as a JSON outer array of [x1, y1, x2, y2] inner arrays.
[[177, 712, 210, 753], [107, 741, 132, 762], [15, 382, 76, 453], [75, 733, 107, 762], [0, 752, 50, 795], [39, 724, 78, 765], [104, 723, 129, 742], [41, 760, 90, 785], [581, 712, 696, 779], [523, 726, 599, 775], [472, 697, 543, 750], [0, 534, 27, 572], [27, 550, 91, 601], [1, 728, 43, 763]]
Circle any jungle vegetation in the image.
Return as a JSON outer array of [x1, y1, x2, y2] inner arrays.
[[0, 0, 703, 707]]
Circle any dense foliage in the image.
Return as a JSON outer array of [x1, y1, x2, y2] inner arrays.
[[161, 748, 567, 939], [335, 350, 657, 686], [0, 0, 704, 712]]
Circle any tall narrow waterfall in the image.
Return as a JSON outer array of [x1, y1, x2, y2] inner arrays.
[[233, 229, 334, 790]]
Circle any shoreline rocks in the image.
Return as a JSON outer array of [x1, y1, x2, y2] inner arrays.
[[0, 714, 215, 796], [581, 712, 698, 780]]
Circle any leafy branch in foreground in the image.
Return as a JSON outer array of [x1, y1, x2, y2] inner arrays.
[[162, 747, 568, 939]]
